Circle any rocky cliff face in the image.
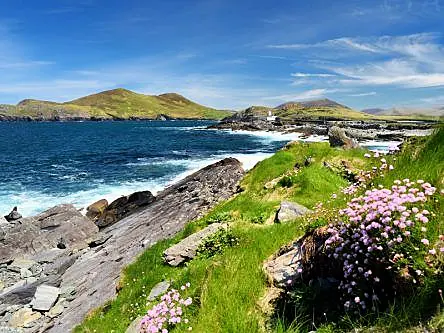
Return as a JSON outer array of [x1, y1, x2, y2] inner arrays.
[[0, 158, 244, 332]]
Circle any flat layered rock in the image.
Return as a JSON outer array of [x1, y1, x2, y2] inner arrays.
[[164, 223, 227, 266], [0, 204, 98, 263], [46, 158, 244, 332], [31, 285, 60, 311]]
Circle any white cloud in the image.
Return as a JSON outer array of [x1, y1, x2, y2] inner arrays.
[[291, 72, 336, 77], [263, 88, 341, 101], [348, 92, 377, 97]]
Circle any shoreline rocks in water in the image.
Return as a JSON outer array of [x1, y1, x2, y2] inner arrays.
[[0, 157, 244, 332]]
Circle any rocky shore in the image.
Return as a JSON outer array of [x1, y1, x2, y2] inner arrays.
[[0, 158, 244, 332], [209, 113, 437, 142]]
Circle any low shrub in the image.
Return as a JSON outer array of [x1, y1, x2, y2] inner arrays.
[[196, 228, 239, 258]]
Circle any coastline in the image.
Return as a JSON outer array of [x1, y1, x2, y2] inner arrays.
[[1, 123, 406, 218]]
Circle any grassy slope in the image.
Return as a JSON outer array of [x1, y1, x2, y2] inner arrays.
[[1, 89, 231, 120], [76, 129, 443, 333]]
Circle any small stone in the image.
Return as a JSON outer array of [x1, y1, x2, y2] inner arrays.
[[9, 259, 36, 273], [26, 277, 37, 284], [8, 308, 41, 328], [20, 269, 32, 279], [47, 299, 66, 318], [31, 285, 60, 311], [147, 281, 170, 301], [60, 285, 76, 301]]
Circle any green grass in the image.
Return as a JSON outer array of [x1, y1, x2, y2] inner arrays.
[[75, 142, 373, 333], [76, 128, 443, 333]]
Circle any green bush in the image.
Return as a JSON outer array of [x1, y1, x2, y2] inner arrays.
[[196, 229, 239, 258]]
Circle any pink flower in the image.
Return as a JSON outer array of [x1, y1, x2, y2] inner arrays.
[[355, 296, 360, 303], [429, 249, 437, 255], [421, 239, 430, 246]]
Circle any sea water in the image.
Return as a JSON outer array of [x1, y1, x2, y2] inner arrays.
[[0, 121, 398, 216]]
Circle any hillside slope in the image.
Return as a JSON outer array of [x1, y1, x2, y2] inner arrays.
[[0, 88, 231, 121]]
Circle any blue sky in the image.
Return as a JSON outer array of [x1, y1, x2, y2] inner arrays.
[[0, 0, 443, 110]]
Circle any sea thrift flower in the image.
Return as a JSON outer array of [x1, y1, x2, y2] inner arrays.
[[323, 178, 437, 312], [140, 284, 192, 333]]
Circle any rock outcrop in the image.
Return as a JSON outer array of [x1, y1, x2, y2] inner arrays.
[[0, 158, 244, 332], [328, 126, 359, 149], [0, 205, 99, 264], [45, 158, 241, 332], [275, 201, 312, 223], [163, 223, 227, 266], [96, 191, 156, 228]]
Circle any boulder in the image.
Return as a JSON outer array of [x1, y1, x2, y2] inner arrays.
[[275, 201, 312, 223], [4, 207, 22, 222], [96, 191, 155, 228], [328, 126, 359, 149], [85, 199, 108, 221], [31, 285, 60, 311], [0, 204, 98, 263], [163, 223, 227, 266]]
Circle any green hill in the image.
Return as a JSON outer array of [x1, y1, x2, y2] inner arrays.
[[223, 98, 374, 123], [0, 88, 231, 121]]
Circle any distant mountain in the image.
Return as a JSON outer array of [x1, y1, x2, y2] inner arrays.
[[0, 88, 231, 121], [362, 106, 444, 117]]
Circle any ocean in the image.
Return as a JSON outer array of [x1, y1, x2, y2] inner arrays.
[[0, 121, 397, 217]]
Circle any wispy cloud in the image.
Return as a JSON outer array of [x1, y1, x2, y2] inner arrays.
[[291, 72, 336, 78], [273, 33, 444, 89], [263, 88, 341, 101], [348, 92, 377, 97]]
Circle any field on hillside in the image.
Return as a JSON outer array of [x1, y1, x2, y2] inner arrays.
[[76, 128, 444, 333]]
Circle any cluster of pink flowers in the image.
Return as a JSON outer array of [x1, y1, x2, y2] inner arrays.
[[325, 179, 440, 312], [140, 283, 193, 333], [341, 152, 394, 196]]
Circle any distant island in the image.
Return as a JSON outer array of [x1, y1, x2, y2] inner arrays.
[[0, 88, 232, 121]]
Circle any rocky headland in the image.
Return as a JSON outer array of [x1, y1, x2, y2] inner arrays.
[[0, 158, 244, 332], [209, 100, 440, 142]]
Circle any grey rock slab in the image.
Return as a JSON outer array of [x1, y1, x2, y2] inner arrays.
[[276, 201, 312, 223], [31, 285, 60, 311], [47, 158, 244, 332], [264, 245, 303, 288], [0, 204, 99, 263], [147, 281, 170, 301], [163, 223, 227, 266]]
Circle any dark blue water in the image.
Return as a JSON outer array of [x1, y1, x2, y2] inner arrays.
[[0, 121, 295, 216]]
